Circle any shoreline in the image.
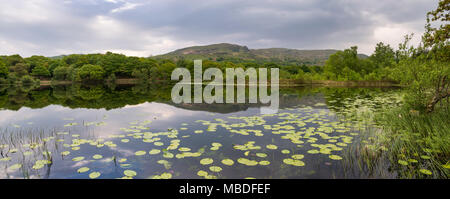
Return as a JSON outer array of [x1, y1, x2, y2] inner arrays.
[[40, 79, 400, 87]]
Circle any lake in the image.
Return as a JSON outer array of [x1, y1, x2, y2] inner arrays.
[[0, 84, 403, 179]]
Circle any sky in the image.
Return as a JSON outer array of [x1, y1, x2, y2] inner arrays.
[[0, 0, 439, 57]]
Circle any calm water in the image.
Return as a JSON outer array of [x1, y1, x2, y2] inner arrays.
[[0, 84, 402, 179]]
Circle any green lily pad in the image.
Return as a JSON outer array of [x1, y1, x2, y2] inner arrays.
[[292, 154, 304, 160], [160, 172, 172, 179], [307, 149, 319, 154], [197, 170, 208, 177], [135, 151, 146, 156], [77, 167, 90, 173], [256, 153, 267, 158], [259, 161, 270, 166], [221, 159, 234, 166], [89, 171, 101, 179], [419, 169, 432, 175], [420, 155, 431, 160], [209, 166, 222, 172], [124, 170, 137, 177], [329, 155, 343, 160], [8, 163, 22, 171], [281, 150, 290, 154], [200, 158, 214, 165], [149, 149, 161, 155], [398, 160, 408, 166], [72, 156, 85, 161]]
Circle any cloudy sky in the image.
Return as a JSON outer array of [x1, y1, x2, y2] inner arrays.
[[0, 0, 438, 57]]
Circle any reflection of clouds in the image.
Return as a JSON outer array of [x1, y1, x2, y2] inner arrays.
[[71, 160, 90, 168], [124, 102, 197, 119], [110, 147, 135, 157], [0, 109, 38, 126]]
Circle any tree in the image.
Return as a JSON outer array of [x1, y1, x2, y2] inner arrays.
[[370, 42, 395, 68], [3, 55, 24, 67], [78, 64, 105, 81], [421, 0, 450, 112], [423, 0, 449, 48], [9, 63, 29, 77], [324, 46, 360, 80], [53, 66, 70, 80], [0, 60, 8, 78], [31, 65, 51, 78], [25, 56, 50, 72]]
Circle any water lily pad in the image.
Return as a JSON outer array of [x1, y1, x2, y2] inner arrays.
[[160, 172, 172, 179], [329, 155, 343, 160], [32, 163, 45, 170], [178, 147, 191, 152], [292, 154, 304, 160], [72, 156, 85, 161], [419, 169, 432, 175], [149, 149, 161, 155], [124, 170, 137, 177], [0, 157, 11, 161], [281, 150, 290, 154], [266, 144, 278, 150], [420, 155, 431, 160], [200, 158, 214, 165], [77, 167, 90, 173], [197, 170, 208, 177], [209, 166, 222, 172], [283, 158, 305, 166], [256, 153, 267, 158], [443, 163, 450, 169], [307, 149, 319, 154], [93, 154, 103, 159], [221, 159, 234, 166], [398, 160, 408, 166], [259, 161, 270, 166], [8, 163, 22, 171], [89, 171, 101, 179], [135, 151, 146, 156], [237, 158, 258, 166]]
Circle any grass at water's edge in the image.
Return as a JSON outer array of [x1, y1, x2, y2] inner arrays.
[[357, 106, 450, 178]]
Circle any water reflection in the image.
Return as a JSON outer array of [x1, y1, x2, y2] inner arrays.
[[0, 84, 401, 179]]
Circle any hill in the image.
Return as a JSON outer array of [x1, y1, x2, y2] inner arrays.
[[152, 43, 368, 66]]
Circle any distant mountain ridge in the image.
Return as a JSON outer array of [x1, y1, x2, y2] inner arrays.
[[153, 43, 368, 66]]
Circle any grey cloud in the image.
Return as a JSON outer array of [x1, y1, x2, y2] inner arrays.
[[0, 0, 439, 57]]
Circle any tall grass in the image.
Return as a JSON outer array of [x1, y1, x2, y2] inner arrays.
[[373, 107, 450, 178]]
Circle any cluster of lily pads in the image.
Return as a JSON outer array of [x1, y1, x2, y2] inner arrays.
[[5, 89, 437, 179], [0, 102, 363, 179]]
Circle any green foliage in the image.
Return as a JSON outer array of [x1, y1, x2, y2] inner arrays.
[[323, 46, 378, 80], [21, 75, 36, 85], [423, 0, 449, 48], [31, 65, 50, 77], [370, 42, 395, 68], [0, 60, 8, 78], [9, 62, 30, 77], [78, 64, 105, 81], [374, 106, 450, 178], [53, 66, 70, 80]]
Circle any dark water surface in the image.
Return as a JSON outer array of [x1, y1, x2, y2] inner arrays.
[[0, 84, 402, 179]]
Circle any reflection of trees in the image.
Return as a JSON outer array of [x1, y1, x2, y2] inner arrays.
[[0, 84, 401, 113], [0, 83, 174, 110], [78, 85, 105, 101]]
